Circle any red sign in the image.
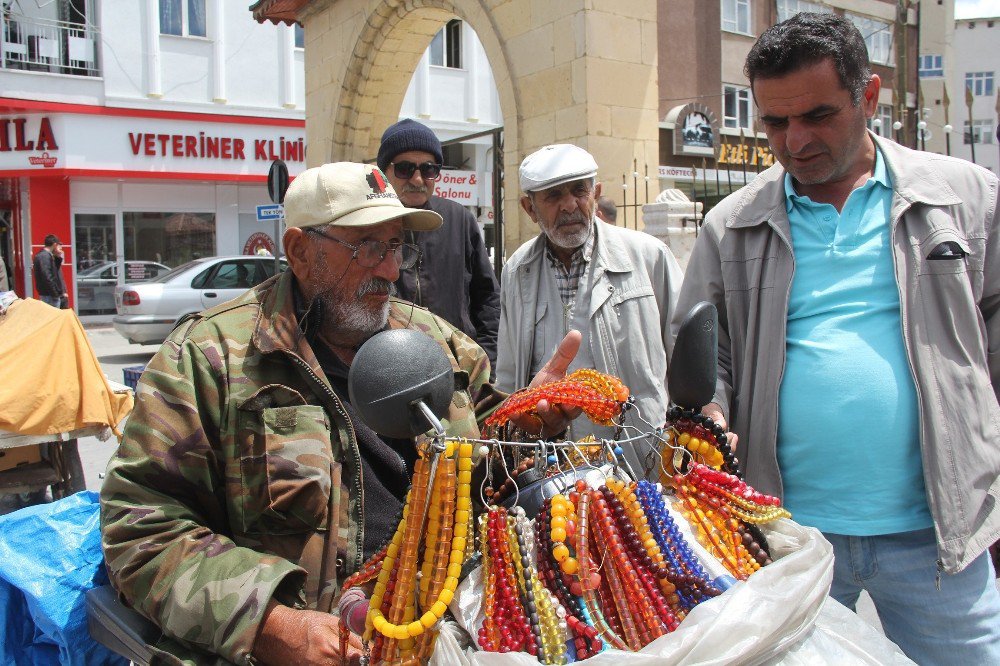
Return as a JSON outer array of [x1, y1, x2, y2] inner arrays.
[[0, 116, 59, 153], [243, 232, 276, 256]]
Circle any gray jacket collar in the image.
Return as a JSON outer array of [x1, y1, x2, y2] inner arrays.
[[726, 131, 963, 230]]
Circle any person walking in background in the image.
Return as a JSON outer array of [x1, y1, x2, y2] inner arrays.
[[377, 118, 501, 371], [496, 143, 683, 478], [675, 13, 1000, 664], [32, 234, 67, 308]]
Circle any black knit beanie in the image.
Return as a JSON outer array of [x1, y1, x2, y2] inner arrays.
[[376, 119, 443, 173]]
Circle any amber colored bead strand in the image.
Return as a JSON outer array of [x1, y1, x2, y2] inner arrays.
[[477, 513, 500, 651], [380, 458, 432, 660], [589, 488, 655, 649], [414, 458, 456, 660], [610, 480, 684, 624], [576, 488, 629, 651], [600, 486, 676, 636], [673, 480, 747, 580]]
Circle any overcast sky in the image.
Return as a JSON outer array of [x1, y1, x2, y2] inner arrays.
[[955, 0, 1000, 19]]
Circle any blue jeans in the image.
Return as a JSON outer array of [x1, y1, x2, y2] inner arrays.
[[39, 294, 61, 308], [826, 528, 1000, 665]]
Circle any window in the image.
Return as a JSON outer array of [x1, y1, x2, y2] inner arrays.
[[723, 85, 752, 129], [848, 14, 893, 65], [294, 24, 304, 49], [964, 120, 995, 145], [918, 54, 943, 78], [429, 19, 462, 69], [776, 0, 832, 23], [159, 0, 206, 38], [965, 72, 995, 96], [868, 104, 893, 137], [123, 211, 216, 268], [721, 0, 751, 34]]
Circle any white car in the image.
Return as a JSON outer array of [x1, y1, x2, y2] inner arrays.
[[113, 255, 287, 344], [77, 260, 171, 315]]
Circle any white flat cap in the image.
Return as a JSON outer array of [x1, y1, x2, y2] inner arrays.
[[285, 162, 442, 231], [519, 144, 599, 193]]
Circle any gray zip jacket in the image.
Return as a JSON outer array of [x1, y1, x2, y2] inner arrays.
[[676, 133, 1000, 573], [497, 219, 683, 475]]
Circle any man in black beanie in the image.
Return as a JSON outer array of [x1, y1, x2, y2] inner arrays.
[[377, 118, 500, 371]]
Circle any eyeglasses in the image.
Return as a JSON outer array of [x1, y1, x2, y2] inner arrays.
[[308, 228, 421, 270], [390, 161, 443, 182]]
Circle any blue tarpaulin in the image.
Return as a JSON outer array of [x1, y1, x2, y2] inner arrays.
[[0, 491, 127, 666]]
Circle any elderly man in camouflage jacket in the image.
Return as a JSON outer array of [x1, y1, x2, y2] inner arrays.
[[100, 162, 579, 665]]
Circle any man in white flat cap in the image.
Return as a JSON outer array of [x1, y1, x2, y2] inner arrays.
[[496, 144, 684, 478], [101, 162, 581, 665]]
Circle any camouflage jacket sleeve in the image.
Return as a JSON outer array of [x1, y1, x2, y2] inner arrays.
[[100, 321, 306, 665]]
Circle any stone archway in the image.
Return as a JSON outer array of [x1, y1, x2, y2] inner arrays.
[[253, 0, 658, 253]]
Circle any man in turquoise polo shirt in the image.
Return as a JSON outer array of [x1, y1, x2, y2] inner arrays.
[[676, 13, 1000, 664]]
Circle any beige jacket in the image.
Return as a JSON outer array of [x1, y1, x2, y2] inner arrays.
[[676, 133, 1000, 573]]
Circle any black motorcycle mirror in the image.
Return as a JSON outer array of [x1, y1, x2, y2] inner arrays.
[[668, 301, 718, 410], [348, 329, 456, 439]]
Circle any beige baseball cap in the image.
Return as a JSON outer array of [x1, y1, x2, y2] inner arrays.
[[284, 162, 442, 231]]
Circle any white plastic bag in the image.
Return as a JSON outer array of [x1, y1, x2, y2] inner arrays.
[[452, 516, 912, 665]]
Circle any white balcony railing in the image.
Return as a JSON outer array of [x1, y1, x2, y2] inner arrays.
[[1, 13, 100, 77]]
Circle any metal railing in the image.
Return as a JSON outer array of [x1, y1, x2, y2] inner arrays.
[[1, 13, 100, 76]]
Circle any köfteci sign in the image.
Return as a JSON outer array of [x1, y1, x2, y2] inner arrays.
[[0, 112, 306, 177]]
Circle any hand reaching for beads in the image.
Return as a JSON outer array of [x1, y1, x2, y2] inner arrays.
[[251, 601, 364, 665], [509, 330, 584, 438], [702, 402, 739, 449]]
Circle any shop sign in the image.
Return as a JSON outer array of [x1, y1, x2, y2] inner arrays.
[[664, 103, 720, 158], [658, 166, 695, 181], [244, 232, 276, 256], [434, 170, 492, 207], [0, 112, 306, 177], [717, 142, 775, 168], [0, 116, 60, 168]]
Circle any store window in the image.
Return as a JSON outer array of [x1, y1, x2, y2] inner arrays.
[[965, 71, 995, 97], [776, 0, 832, 23], [294, 24, 304, 49], [159, 0, 207, 38], [721, 0, 751, 35], [723, 85, 752, 129], [847, 14, 893, 66], [919, 55, 943, 78], [429, 19, 462, 68], [123, 211, 215, 269]]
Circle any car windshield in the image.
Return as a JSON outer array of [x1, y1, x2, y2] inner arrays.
[[149, 258, 211, 283]]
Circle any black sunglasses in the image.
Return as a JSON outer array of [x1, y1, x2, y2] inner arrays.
[[390, 161, 442, 182]]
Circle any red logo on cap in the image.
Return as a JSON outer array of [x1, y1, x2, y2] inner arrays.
[[367, 168, 388, 193]]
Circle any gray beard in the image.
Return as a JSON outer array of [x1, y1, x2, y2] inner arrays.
[[320, 278, 396, 345]]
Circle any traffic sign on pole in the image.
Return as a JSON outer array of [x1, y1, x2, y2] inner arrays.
[[268, 160, 289, 204]]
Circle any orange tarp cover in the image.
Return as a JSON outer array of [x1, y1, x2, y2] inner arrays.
[[0, 299, 133, 436]]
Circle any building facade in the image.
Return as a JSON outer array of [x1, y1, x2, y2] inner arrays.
[[0, 0, 306, 319], [656, 0, 919, 210], [949, 15, 998, 174]]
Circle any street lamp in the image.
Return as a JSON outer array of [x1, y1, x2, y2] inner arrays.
[[943, 124, 953, 156], [917, 120, 928, 151], [872, 117, 882, 136], [892, 120, 903, 144]]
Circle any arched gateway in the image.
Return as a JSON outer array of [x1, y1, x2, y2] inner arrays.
[[251, 0, 658, 251]]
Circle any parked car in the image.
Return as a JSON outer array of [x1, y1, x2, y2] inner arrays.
[[113, 255, 287, 344], [77, 260, 171, 315]]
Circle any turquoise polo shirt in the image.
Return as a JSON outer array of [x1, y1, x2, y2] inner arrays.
[[777, 149, 932, 535]]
